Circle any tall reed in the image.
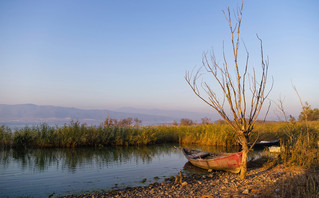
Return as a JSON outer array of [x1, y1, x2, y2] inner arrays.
[[278, 121, 319, 168], [0, 125, 12, 148], [1, 121, 318, 151]]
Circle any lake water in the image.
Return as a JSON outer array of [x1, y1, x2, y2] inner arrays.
[[0, 144, 246, 197]]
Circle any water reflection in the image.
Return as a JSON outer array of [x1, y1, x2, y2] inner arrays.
[[0, 144, 178, 173], [0, 144, 186, 197], [0, 144, 265, 197], [0, 145, 263, 174]]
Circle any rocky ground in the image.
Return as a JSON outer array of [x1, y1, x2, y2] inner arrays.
[[61, 159, 307, 198]]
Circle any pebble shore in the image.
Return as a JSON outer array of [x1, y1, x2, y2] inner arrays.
[[61, 161, 305, 198]]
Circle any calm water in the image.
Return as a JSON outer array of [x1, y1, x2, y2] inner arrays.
[[0, 144, 244, 198]]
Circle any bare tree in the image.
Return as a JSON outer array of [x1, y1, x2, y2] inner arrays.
[[180, 118, 195, 126], [118, 117, 133, 126], [185, 2, 271, 179], [134, 118, 142, 127], [201, 117, 212, 125], [104, 114, 118, 126]]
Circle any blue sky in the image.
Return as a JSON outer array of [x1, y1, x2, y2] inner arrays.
[[1, 0, 318, 118]]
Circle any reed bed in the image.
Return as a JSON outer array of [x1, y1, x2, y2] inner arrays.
[[0, 123, 240, 148], [0, 125, 12, 149], [1, 121, 318, 152], [277, 121, 319, 169]]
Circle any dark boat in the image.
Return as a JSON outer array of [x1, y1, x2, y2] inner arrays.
[[182, 148, 242, 173], [251, 139, 280, 149]]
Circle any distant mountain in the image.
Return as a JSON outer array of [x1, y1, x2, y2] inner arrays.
[[0, 104, 219, 128], [114, 107, 219, 122], [0, 104, 175, 126]]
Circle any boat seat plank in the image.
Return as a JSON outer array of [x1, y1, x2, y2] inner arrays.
[[189, 151, 210, 159]]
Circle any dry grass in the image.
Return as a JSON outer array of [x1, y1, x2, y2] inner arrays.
[[260, 169, 319, 198]]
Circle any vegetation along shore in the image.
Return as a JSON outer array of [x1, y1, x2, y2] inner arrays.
[[0, 120, 318, 150], [1, 109, 319, 197]]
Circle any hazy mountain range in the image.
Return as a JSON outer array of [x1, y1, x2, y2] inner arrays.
[[0, 104, 219, 127]]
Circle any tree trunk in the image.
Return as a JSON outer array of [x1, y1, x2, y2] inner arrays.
[[240, 135, 249, 180]]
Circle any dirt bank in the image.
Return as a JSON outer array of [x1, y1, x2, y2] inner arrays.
[[61, 161, 312, 198]]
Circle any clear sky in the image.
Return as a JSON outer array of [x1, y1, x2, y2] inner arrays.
[[1, 0, 318, 119]]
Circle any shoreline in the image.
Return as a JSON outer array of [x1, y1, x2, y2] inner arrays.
[[60, 162, 311, 198]]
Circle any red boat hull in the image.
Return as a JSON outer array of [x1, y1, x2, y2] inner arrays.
[[182, 148, 242, 173]]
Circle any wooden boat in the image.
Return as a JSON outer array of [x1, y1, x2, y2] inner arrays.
[[182, 148, 242, 173], [251, 139, 280, 149]]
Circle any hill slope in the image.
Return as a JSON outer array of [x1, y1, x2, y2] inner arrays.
[[0, 104, 176, 126]]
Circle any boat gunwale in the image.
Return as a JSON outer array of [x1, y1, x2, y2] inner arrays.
[[182, 148, 243, 173], [182, 148, 242, 160]]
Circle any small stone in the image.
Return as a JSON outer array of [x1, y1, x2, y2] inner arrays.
[[198, 181, 202, 184], [182, 181, 188, 186]]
